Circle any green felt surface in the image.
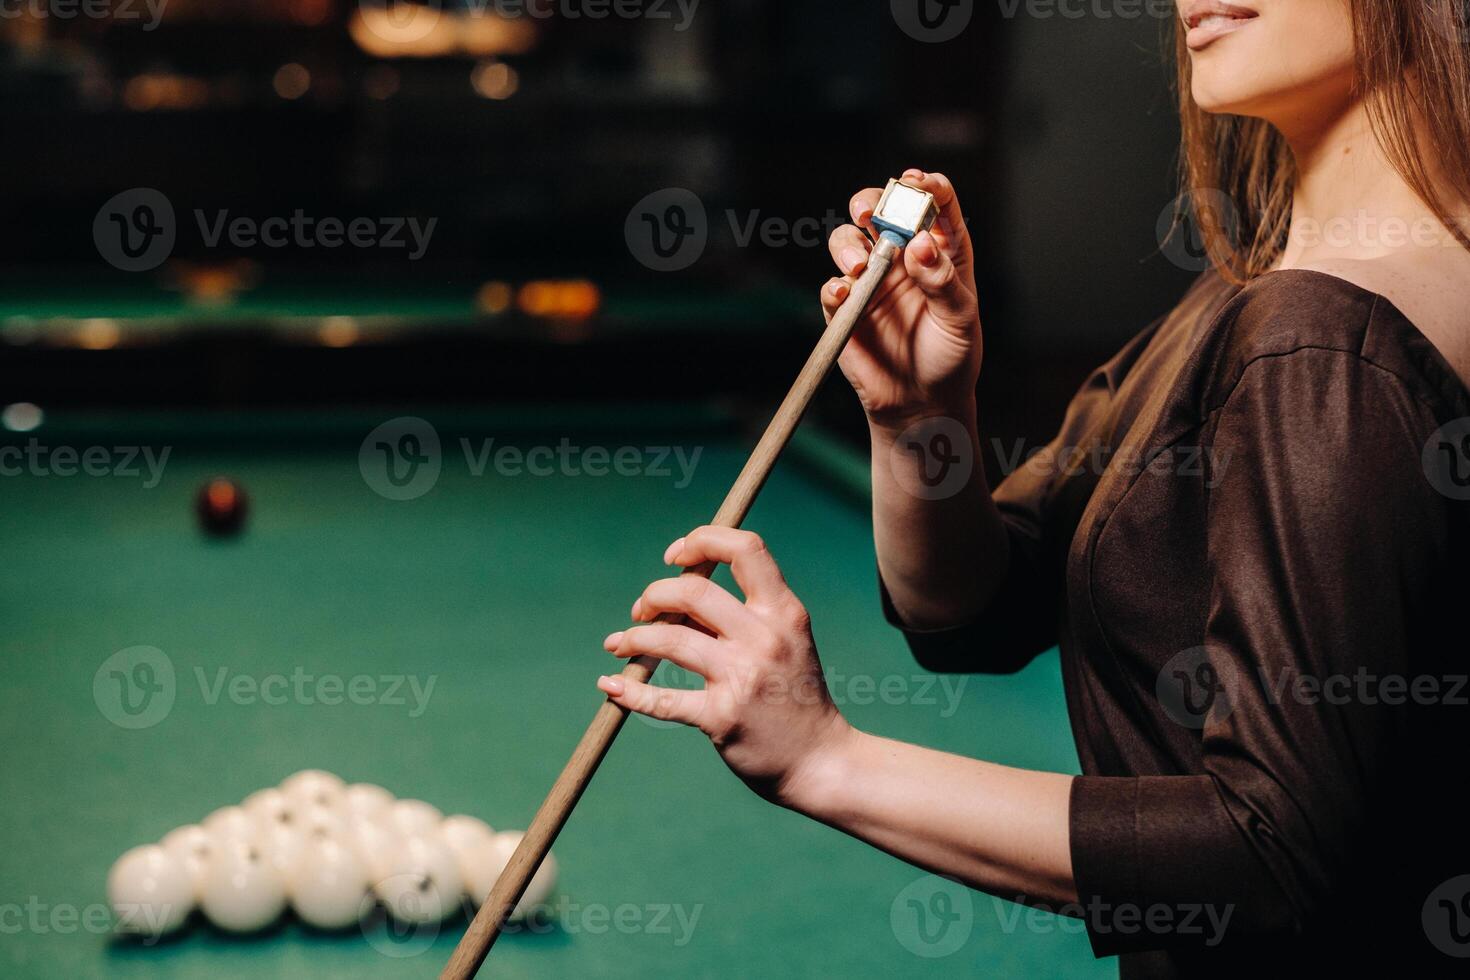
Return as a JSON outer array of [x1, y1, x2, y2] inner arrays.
[[0, 410, 1110, 979]]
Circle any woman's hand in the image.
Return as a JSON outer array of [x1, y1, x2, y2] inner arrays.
[[599, 529, 1077, 907], [823, 169, 982, 429], [597, 526, 852, 807]]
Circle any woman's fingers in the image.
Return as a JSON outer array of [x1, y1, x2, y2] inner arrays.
[[849, 187, 883, 235], [900, 169, 971, 260], [827, 223, 872, 278], [604, 623, 720, 679], [664, 527, 794, 609], [597, 674, 706, 727], [901, 230, 976, 332], [633, 573, 755, 637], [820, 277, 852, 324]]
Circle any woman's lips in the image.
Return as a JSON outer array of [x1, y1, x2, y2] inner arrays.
[[1187, 12, 1256, 51]]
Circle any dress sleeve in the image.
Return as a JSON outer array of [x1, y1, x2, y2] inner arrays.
[[881, 323, 1158, 674], [1069, 347, 1452, 954]]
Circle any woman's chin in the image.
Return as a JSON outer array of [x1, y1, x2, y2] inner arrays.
[[1190, 80, 1267, 117]]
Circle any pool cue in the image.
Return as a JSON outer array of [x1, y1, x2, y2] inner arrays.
[[442, 181, 937, 980]]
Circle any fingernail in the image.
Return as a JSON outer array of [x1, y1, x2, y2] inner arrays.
[[916, 233, 939, 266], [598, 675, 625, 696], [663, 538, 685, 565], [852, 201, 872, 221], [840, 248, 866, 274], [604, 631, 624, 651], [904, 168, 927, 181], [829, 280, 848, 298]]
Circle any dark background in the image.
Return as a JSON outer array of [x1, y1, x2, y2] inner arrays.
[[0, 0, 1199, 471]]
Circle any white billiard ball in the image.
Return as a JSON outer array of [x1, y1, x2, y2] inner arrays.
[[257, 822, 305, 885], [387, 799, 443, 837], [160, 824, 216, 899], [302, 804, 349, 839], [374, 833, 463, 925], [346, 814, 397, 882], [440, 815, 495, 868], [290, 836, 370, 931], [202, 805, 259, 845], [242, 787, 296, 832], [341, 783, 394, 822], [200, 840, 287, 933], [489, 831, 557, 922], [459, 838, 508, 909], [255, 800, 345, 884], [287, 808, 351, 875], [108, 844, 195, 937], [280, 770, 346, 811]]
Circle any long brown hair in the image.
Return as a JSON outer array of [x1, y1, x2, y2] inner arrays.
[[1174, 2, 1470, 282]]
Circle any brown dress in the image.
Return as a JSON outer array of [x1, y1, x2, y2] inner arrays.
[[883, 269, 1470, 977]]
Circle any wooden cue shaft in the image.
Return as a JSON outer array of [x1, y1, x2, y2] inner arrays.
[[441, 234, 902, 980]]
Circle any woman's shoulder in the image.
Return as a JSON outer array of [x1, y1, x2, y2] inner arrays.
[[1281, 252, 1470, 385], [1190, 264, 1470, 421]]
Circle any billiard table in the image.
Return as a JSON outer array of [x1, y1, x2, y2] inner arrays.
[[0, 406, 1110, 979]]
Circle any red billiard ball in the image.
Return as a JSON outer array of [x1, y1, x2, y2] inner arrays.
[[196, 478, 248, 536]]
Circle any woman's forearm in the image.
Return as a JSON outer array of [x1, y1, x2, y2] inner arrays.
[[785, 724, 1077, 907], [869, 397, 1011, 629]]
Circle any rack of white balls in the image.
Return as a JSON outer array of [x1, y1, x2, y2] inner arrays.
[[106, 770, 559, 938]]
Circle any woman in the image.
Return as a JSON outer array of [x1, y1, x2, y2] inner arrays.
[[598, 1, 1470, 974]]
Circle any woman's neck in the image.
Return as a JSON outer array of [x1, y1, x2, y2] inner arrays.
[[1272, 92, 1470, 385], [1277, 97, 1453, 268]]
